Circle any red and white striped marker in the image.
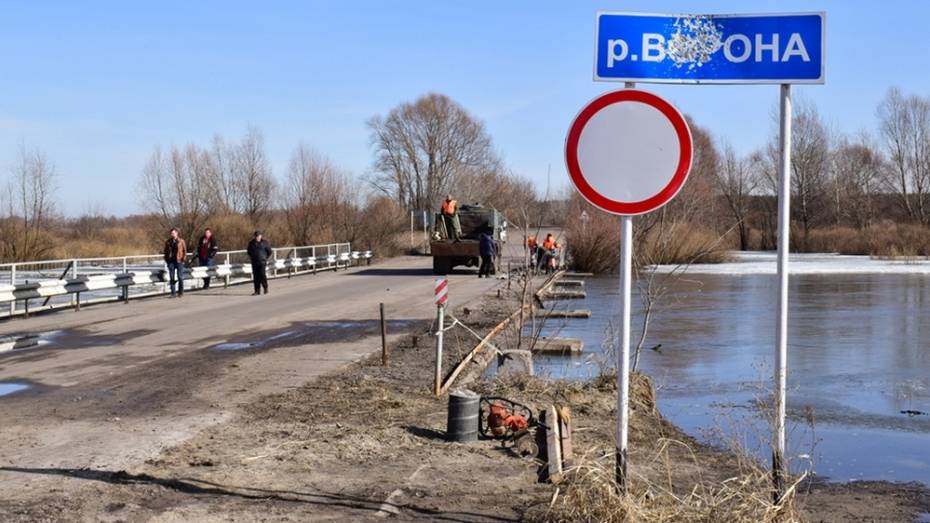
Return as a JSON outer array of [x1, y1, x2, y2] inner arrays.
[[434, 278, 448, 306]]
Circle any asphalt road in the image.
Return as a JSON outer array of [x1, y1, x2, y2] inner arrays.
[[0, 255, 507, 498]]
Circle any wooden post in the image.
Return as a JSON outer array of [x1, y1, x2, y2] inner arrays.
[[545, 406, 563, 484], [558, 405, 574, 469], [380, 302, 388, 366]]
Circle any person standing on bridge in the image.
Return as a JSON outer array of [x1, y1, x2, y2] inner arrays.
[[440, 194, 462, 242], [247, 230, 272, 296], [163, 228, 187, 298], [197, 228, 218, 289], [478, 228, 496, 279]]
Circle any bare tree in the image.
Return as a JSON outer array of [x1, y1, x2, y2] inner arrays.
[[283, 144, 344, 245], [766, 99, 831, 244], [877, 87, 930, 223], [714, 143, 761, 250], [1, 145, 58, 261], [831, 133, 883, 229], [138, 144, 211, 244], [233, 126, 275, 223], [207, 135, 240, 214], [368, 93, 500, 211]]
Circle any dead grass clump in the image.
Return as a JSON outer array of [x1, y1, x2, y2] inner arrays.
[[481, 372, 656, 412], [533, 450, 803, 523], [564, 203, 732, 273], [636, 222, 733, 266]]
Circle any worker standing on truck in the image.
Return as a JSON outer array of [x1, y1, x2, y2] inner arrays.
[[440, 194, 462, 242], [478, 228, 496, 278]]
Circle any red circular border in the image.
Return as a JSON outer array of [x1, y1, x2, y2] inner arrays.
[[565, 89, 693, 216]]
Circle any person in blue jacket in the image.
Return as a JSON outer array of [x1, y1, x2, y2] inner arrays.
[[478, 228, 496, 279]]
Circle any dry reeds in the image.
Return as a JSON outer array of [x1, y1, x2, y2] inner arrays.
[[801, 223, 930, 258], [533, 447, 804, 523], [480, 370, 807, 523]]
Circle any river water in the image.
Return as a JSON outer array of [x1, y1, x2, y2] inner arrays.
[[532, 253, 930, 485]]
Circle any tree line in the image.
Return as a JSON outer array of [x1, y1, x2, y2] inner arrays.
[[0, 93, 539, 263], [7, 87, 930, 265], [568, 86, 930, 274]]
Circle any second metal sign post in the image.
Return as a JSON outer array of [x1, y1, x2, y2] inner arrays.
[[565, 87, 693, 490]]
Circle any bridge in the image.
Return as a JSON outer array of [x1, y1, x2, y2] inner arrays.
[[0, 243, 519, 506]]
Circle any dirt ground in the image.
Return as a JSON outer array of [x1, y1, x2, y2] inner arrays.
[[1, 282, 928, 522]]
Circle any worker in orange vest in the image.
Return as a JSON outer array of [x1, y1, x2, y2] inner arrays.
[[440, 194, 462, 241], [542, 234, 559, 251], [541, 233, 560, 273]]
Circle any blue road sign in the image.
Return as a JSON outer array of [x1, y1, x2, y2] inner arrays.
[[595, 12, 824, 84]]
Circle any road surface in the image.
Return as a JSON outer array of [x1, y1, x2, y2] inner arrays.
[[0, 255, 508, 501]]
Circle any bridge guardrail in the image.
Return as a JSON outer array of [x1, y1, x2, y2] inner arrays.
[[0, 243, 372, 318]]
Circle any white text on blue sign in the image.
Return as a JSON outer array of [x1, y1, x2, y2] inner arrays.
[[595, 12, 824, 84]]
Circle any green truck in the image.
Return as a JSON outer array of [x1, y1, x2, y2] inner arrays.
[[430, 205, 507, 275]]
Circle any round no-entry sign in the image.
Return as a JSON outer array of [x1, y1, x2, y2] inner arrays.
[[565, 89, 693, 215]]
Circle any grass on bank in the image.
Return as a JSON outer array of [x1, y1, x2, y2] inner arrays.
[[476, 372, 804, 523]]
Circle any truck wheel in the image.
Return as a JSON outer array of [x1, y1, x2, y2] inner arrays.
[[433, 257, 450, 275]]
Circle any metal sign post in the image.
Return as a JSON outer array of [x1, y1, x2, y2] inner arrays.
[[617, 213, 633, 488], [579, 10, 823, 498], [616, 81, 635, 490], [434, 278, 449, 396], [773, 83, 792, 498], [565, 87, 693, 492]]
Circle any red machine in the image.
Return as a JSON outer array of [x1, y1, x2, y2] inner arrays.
[[480, 397, 534, 439]]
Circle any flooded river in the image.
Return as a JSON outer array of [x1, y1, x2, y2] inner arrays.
[[533, 253, 930, 485]]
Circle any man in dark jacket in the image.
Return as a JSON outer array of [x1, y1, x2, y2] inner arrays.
[[478, 228, 496, 279], [247, 230, 272, 295], [163, 227, 187, 298], [197, 228, 218, 289]]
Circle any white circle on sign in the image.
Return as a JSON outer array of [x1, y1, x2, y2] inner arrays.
[[576, 101, 681, 204]]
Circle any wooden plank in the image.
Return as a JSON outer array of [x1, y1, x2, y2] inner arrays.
[[535, 309, 591, 319], [545, 290, 586, 300], [553, 280, 584, 287], [533, 336, 584, 353], [545, 406, 563, 484], [439, 305, 526, 394], [563, 271, 594, 277], [533, 270, 566, 302], [558, 405, 573, 469]]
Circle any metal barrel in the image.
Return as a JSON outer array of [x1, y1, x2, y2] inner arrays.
[[446, 389, 480, 442]]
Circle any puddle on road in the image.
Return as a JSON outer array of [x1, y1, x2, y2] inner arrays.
[[27, 329, 152, 351], [35, 330, 65, 347], [0, 382, 30, 397], [208, 320, 427, 352]]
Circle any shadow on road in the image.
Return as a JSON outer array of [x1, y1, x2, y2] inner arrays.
[[0, 467, 517, 522], [351, 267, 436, 277]]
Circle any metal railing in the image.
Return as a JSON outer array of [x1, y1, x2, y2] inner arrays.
[[0, 242, 370, 319]]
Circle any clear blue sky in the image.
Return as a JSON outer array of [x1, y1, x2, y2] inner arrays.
[[1, 1, 927, 216]]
